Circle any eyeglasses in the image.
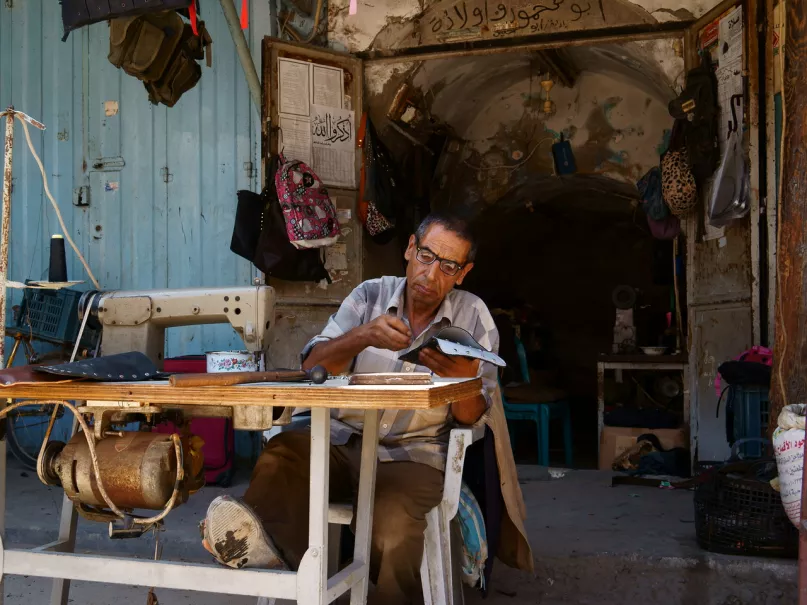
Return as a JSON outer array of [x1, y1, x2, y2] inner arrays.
[[415, 242, 466, 277]]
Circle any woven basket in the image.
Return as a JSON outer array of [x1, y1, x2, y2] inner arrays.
[[694, 459, 798, 558]]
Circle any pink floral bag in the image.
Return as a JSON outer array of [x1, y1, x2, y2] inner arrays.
[[275, 154, 340, 249]]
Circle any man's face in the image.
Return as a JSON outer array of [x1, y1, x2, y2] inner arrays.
[[404, 224, 474, 308]]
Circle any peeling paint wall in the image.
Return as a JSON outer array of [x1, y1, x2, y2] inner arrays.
[[448, 62, 676, 201], [362, 42, 684, 215]]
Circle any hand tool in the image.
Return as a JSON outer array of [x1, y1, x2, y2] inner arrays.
[[169, 365, 328, 387]]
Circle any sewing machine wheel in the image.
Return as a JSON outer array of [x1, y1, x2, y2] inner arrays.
[[38, 440, 65, 487]]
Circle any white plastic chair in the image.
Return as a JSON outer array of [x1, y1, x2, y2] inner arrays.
[[332, 427, 478, 605], [257, 427, 479, 605]]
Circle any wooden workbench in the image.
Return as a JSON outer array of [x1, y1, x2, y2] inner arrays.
[[0, 376, 481, 409], [0, 376, 483, 605]]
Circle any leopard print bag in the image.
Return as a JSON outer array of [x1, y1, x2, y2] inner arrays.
[[661, 120, 698, 216]]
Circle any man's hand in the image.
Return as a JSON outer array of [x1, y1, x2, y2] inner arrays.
[[418, 348, 480, 378], [361, 315, 412, 351]]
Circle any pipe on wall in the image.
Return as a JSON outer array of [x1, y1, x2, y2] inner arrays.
[[219, 0, 262, 111]]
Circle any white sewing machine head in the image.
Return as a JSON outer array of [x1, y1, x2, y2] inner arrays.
[[79, 286, 276, 369]]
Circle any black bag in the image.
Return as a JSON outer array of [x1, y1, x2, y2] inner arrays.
[[717, 361, 772, 387], [361, 118, 401, 245], [231, 158, 330, 283], [61, 0, 194, 41], [668, 53, 720, 185]]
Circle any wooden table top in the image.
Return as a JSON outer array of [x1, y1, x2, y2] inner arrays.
[[0, 376, 483, 410]]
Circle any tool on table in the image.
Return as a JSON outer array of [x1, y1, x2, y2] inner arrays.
[[78, 285, 275, 369], [169, 366, 328, 387], [349, 372, 432, 386]]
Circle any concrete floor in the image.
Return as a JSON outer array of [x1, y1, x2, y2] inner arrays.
[[0, 458, 798, 604]]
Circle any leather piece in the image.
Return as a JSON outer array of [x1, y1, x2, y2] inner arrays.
[[33, 352, 160, 382], [398, 325, 506, 367], [0, 364, 81, 387]]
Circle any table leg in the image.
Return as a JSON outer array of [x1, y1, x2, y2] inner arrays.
[[297, 407, 331, 605], [50, 417, 79, 605], [597, 362, 605, 459], [350, 409, 378, 605], [0, 420, 6, 605]]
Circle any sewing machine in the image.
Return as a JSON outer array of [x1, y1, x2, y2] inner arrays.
[[78, 285, 275, 368], [33, 285, 280, 533]]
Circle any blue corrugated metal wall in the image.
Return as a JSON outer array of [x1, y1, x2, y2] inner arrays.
[[0, 0, 264, 456]]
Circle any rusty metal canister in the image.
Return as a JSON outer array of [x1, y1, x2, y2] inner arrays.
[[53, 432, 179, 510]]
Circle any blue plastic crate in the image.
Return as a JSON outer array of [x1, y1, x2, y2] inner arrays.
[[7, 285, 99, 349], [730, 384, 770, 458]]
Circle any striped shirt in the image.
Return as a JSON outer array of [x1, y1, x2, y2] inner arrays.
[[301, 276, 500, 471]]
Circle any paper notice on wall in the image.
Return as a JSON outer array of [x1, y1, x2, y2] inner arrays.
[[311, 105, 355, 188], [279, 115, 313, 166], [312, 65, 344, 108], [278, 58, 311, 117], [718, 6, 743, 63]]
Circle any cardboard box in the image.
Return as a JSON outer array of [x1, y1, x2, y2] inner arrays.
[[599, 426, 689, 471]]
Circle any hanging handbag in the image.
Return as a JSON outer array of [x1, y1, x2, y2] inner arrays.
[[358, 114, 397, 244], [661, 120, 698, 216], [230, 157, 330, 283], [636, 166, 669, 221]]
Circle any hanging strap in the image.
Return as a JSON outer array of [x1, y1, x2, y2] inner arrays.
[[241, 0, 249, 29], [189, 0, 199, 36]]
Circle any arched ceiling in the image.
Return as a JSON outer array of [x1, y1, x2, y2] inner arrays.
[[411, 41, 683, 138]]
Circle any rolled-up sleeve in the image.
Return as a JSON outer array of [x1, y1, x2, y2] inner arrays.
[[469, 304, 501, 425], [300, 283, 369, 364]]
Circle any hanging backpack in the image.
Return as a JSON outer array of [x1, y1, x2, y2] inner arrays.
[[274, 155, 340, 249], [230, 157, 330, 283], [552, 135, 577, 175], [638, 166, 680, 239], [109, 10, 211, 107], [637, 166, 669, 221], [61, 0, 197, 41], [668, 53, 720, 186]]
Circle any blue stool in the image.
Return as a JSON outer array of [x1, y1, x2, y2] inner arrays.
[[502, 338, 573, 467]]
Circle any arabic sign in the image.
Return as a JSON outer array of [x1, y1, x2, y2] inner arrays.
[[418, 0, 610, 43], [312, 109, 353, 148], [311, 105, 356, 188]]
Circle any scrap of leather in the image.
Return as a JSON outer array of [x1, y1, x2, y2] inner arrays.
[[33, 352, 160, 382], [0, 364, 81, 387]]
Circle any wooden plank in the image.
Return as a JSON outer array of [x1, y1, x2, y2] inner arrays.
[[770, 0, 807, 430], [0, 377, 482, 410]]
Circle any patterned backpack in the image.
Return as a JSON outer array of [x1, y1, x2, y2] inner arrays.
[[274, 154, 340, 249]]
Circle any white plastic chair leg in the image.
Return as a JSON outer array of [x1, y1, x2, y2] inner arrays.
[[421, 504, 455, 605]]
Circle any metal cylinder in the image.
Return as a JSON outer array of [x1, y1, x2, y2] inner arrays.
[[51, 432, 180, 510]]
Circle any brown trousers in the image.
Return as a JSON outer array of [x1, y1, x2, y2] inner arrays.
[[243, 431, 444, 605]]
